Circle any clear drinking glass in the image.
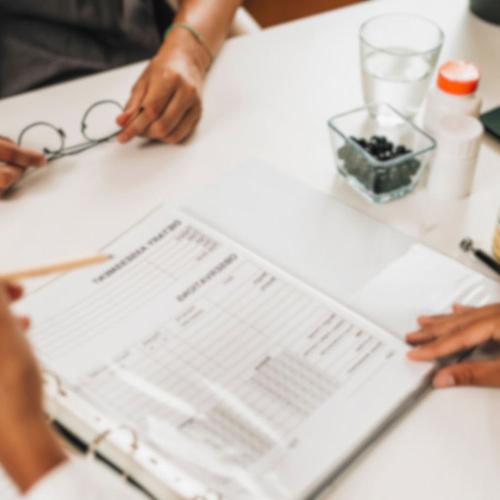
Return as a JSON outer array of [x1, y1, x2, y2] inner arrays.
[[360, 14, 444, 119]]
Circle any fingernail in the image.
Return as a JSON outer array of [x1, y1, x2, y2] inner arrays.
[[8, 283, 24, 297], [116, 113, 128, 126], [20, 317, 31, 329], [435, 374, 456, 388], [5, 284, 23, 301], [0, 172, 14, 188], [407, 346, 421, 357], [418, 316, 431, 325]]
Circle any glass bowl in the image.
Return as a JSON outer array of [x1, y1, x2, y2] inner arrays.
[[328, 103, 436, 203]]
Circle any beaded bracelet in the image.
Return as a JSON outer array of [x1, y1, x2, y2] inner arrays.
[[165, 23, 214, 66]]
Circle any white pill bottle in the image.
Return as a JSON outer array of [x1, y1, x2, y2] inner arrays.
[[423, 60, 482, 136], [426, 114, 483, 200]]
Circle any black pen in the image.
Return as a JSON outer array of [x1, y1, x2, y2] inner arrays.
[[460, 238, 500, 276]]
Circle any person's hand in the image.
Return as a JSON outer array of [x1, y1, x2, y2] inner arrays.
[[0, 282, 66, 492], [407, 303, 500, 389], [0, 137, 47, 195], [0, 282, 42, 428], [116, 28, 210, 145]]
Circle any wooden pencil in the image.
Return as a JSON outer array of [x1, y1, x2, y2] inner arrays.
[[0, 254, 112, 281]]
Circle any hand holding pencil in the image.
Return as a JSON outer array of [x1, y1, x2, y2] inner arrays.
[[0, 253, 112, 489]]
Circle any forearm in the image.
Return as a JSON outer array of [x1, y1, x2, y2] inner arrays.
[[172, 0, 242, 59]]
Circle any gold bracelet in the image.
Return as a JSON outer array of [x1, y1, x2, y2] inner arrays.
[[164, 23, 214, 66]]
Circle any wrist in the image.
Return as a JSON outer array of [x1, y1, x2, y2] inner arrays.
[[160, 25, 212, 75], [0, 417, 67, 493]]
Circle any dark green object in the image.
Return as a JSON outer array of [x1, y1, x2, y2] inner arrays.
[[337, 141, 421, 196], [470, 0, 500, 24], [480, 106, 500, 141]]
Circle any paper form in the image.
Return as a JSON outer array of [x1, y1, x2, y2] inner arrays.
[[350, 244, 500, 337], [20, 207, 427, 499]]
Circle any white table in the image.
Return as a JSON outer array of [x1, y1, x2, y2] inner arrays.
[[1, 0, 500, 499]]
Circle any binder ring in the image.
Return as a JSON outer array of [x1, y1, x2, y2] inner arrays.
[[42, 369, 67, 397], [121, 425, 140, 452], [87, 428, 112, 457], [88, 424, 139, 456], [87, 424, 140, 482]]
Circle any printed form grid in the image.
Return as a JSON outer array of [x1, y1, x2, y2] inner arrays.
[[32, 224, 218, 360], [27, 213, 396, 471], [74, 260, 392, 466]]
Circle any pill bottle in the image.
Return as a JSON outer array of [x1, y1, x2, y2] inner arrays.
[[493, 207, 500, 261], [424, 61, 482, 136], [426, 114, 483, 200]]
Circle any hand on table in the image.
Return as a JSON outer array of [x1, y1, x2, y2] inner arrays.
[[0, 282, 66, 492], [116, 28, 210, 145], [407, 304, 500, 389], [0, 138, 47, 195]]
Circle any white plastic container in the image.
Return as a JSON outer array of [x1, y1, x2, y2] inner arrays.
[[423, 61, 482, 136], [426, 114, 483, 200]]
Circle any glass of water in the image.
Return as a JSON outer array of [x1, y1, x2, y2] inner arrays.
[[360, 14, 444, 119]]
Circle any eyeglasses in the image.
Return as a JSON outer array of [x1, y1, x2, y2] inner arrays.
[[17, 100, 124, 162]]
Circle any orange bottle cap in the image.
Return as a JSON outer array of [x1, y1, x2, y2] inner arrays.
[[437, 61, 480, 95]]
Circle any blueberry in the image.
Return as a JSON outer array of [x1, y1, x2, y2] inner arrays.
[[396, 145, 411, 156], [337, 135, 421, 197]]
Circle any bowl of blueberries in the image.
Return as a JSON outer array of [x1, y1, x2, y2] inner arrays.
[[328, 103, 436, 203]]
